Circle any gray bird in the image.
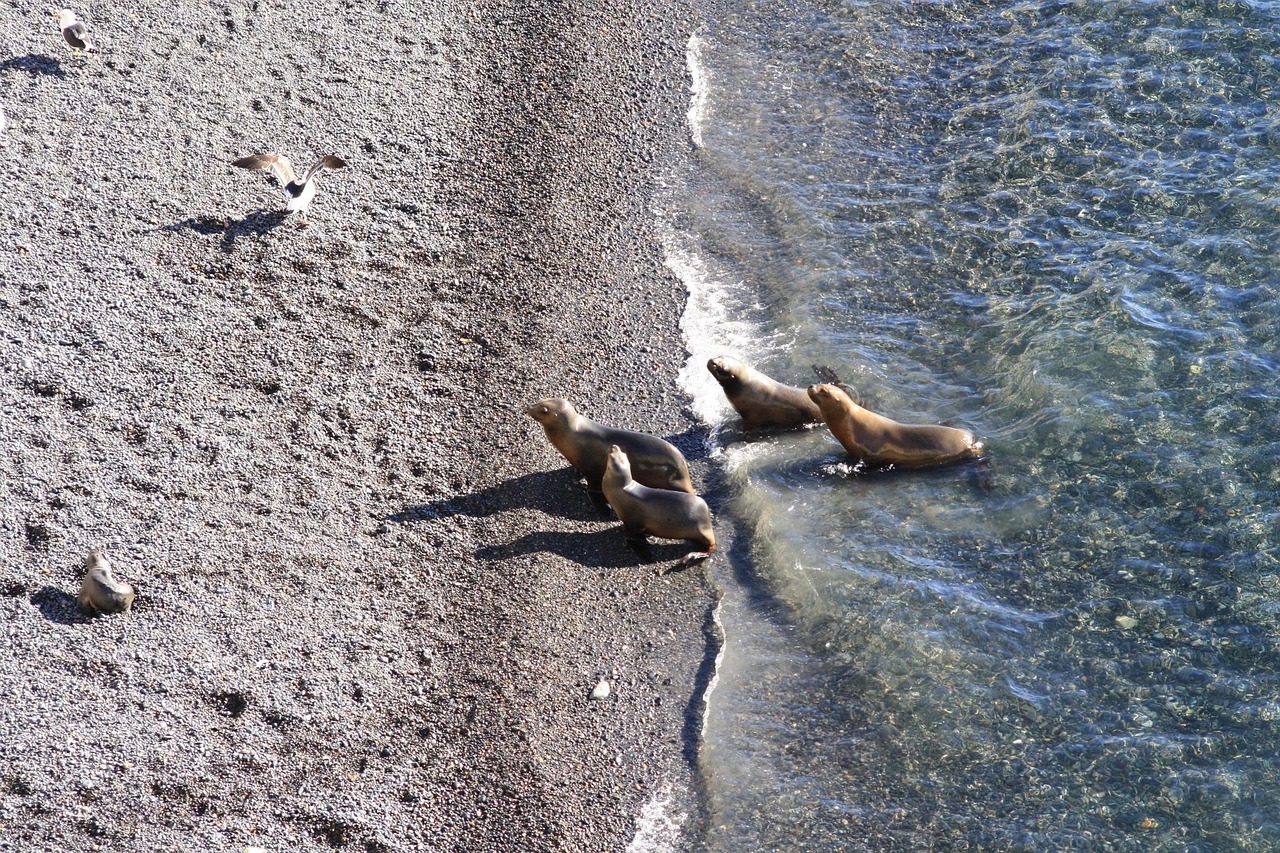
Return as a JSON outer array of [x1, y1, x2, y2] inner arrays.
[[230, 153, 349, 222], [76, 551, 135, 615], [51, 8, 95, 56]]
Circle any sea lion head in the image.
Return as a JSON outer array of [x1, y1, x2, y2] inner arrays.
[[807, 383, 850, 414], [605, 444, 631, 477], [524, 398, 576, 429], [706, 356, 745, 388]]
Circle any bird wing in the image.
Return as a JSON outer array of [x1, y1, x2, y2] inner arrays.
[[63, 23, 89, 50], [230, 153, 296, 186], [300, 154, 348, 185]]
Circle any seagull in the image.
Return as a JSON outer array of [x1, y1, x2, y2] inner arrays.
[[230, 153, 349, 223], [50, 8, 95, 56]]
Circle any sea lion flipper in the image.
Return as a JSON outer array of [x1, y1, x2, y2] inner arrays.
[[623, 531, 653, 561], [588, 489, 612, 515], [812, 365, 858, 403]]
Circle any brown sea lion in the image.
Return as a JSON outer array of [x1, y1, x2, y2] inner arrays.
[[707, 356, 823, 431], [807, 383, 983, 469], [525, 398, 696, 495], [602, 445, 715, 558], [76, 551, 135, 615]]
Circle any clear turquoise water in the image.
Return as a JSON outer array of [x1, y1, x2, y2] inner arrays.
[[663, 0, 1280, 848]]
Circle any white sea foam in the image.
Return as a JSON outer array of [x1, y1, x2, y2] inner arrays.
[[625, 780, 683, 853], [665, 244, 752, 427], [686, 32, 710, 149]]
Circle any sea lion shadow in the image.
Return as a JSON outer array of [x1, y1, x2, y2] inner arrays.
[[388, 468, 604, 526], [0, 55, 66, 78], [476, 528, 695, 570], [29, 586, 90, 625]]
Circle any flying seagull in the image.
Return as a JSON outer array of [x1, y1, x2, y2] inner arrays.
[[51, 8, 95, 55], [230, 153, 349, 222]]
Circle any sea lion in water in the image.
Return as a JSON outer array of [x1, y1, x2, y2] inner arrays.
[[76, 551, 135, 615], [602, 445, 715, 558], [525, 398, 696, 496], [807, 383, 983, 469], [707, 356, 823, 431]]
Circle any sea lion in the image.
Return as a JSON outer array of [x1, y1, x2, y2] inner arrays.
[[807, 383, 983, 469], [76, 551, 135, 615], [602, 445, 715, 558], [707, 356, 823, 431], [525, 398, 695, 495]]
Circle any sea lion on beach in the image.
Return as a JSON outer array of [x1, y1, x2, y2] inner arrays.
[[525, 398, 696, 496], [707, 356, 823, 431], [807, 383, 983, 469], [76, 551, 135, 615], [602, 445, 715, 559]]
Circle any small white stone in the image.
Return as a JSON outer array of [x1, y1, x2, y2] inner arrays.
[[1116, 615, 1138, 630], [589, 679, 610, 701]]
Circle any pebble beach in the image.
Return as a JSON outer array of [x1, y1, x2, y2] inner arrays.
[[0, 0, 716, 849]]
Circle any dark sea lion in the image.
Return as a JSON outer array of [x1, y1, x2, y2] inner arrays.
[[602, 445, 715, 558], [525, 398, 696, 495], [807, 383, 983, 469], [76, 551, 135, 615], [707, 356, 823, 431]]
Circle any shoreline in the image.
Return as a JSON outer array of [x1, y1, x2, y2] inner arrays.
[[0, 0, 716, 849]]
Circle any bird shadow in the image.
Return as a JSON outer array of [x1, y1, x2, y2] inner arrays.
[[219, 209, 291, 251], [0, 54, 66, 78], [29, 586, 91, 625], [144, 210, 290, 251], [387, 468, 606, 526], [476, 527, 699, 570]]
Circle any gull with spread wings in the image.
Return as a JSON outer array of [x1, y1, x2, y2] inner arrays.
[[230, 152, 349, 223]]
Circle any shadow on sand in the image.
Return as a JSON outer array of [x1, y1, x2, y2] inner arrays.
[[146, 210, 291, 251], [475, 527, 698, 570], [390, 467, 708, 570], [388, 468, 607, 526], [0, 54, 66, 78], [29, 586, 91, 625]]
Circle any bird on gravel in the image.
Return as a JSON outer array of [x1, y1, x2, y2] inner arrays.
[[50, 8, 95, 56], [230, 152, 349, 223]]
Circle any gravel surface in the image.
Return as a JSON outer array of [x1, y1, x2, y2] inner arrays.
[[0, 0, 717, 849]]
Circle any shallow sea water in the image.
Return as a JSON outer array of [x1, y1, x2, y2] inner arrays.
[[662, 0, 1280, 849]]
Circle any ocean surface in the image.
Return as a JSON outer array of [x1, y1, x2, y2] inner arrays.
[[658, 0, 1280, 849]]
